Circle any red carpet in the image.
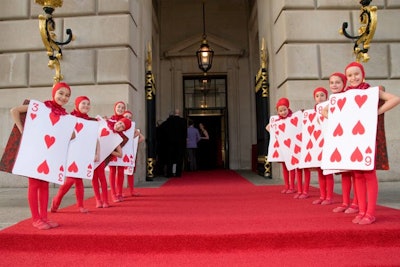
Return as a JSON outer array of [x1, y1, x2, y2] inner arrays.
[[1, 170, 400, 266]]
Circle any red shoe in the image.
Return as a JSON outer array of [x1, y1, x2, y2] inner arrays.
[[358, 214, 376, 225], [43, 219, 59, 228], [298, 193, 309, 199], [352, 214, 364, 224], [344, 204, 359, 214], [281, 189, 288, 194], [333, 205, 348, 213], [321, 199, 333, 205], [131, 191, 141, 197], [79, 207, 89, 213], [32, 219, 51, 230], [293, 193, 301, 199], [112, 195, 120, 203], [312, 199, 323, 205], [285, 189, 295, 194], [96, 200, 103, 208], [102, 202, 110, 208]]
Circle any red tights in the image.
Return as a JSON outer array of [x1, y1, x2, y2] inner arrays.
[[296, 168, 310, 194], [281, 163, 295, 191], [92, 162, 109, 206], [341, 172, 358, 206], [127, 174, 134, 194], [53, 177, 84, 209], [317, 169, 334, 200], [109, 166, 125, 198], [353, 169, 378, 217], [28, 178, 49, 222]]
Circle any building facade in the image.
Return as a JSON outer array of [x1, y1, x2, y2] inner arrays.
[[1, 0, 399, 187]]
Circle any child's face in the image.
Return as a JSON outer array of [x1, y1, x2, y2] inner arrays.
[[329, 75, 345, 94], [54, 87, 71, 106], [114, 121, 126, 132], [115, 103, 126, 115], [314, 92, 327, 104], [346, 66, 363, 88], [277, 105, 289, 118], [123, 113, 132, 120], [78, 99, 91, 114]]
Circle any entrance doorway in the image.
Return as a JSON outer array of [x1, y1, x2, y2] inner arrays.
[[183, 76, 228, 169]]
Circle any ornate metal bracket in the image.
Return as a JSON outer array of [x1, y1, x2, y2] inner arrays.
[[255, 38, 269, 97], [35, 0, 74, 83], [340, 0, 377, 62]]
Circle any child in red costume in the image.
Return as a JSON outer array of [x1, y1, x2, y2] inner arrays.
[[51, 96, 98, 214], [328, 73, 359, 214], [266, 97, 296, 194], [10, 82, 72, 230], [123, 111, 145, 196], [92, 117, 131, 208], [108, 101, 127, 202], [311, 87, 335, 205], [344, 62, 400, 225]]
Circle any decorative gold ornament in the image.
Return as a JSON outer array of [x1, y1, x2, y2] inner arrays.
[[146, 158, 155, 178], [35, 0, 74, 83], [255, 38, 269, 97], [340, 0, 377, 62]]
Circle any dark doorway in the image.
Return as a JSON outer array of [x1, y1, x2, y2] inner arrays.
[[187, 115, 225, 170]]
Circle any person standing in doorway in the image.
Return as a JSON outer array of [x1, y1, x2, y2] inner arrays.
[[164, 109, 187, 177], [186, 119, 201, 171]]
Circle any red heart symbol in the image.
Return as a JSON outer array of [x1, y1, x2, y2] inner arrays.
[[290, 117, 298, 127], [101, 128, 110, 137], [30, 113, 37, 120], [305, 152, 312, 162], [291, 156, 299, 165], [365, 146, 372, 154], [123, 155, 130, 162], [313, 130, 321, 140], [352, 120, 365, 135], [309, 113, 316, 123], [60, 165, 64, 172], [87, 164, 93, 169], [37, 160, 49, 174], [319, 139, 324, 148], [68, 162, 79, 173], [284, 138, 291, 148], [306, 139, 313, 149], [75, 122, 84, 133], [318, 151, 323, 161], [49, 112, 60, 126], [307, 125, 315, 135], [319, 115, 325, 122], [296, 133, 302, 142], [274, 140, 279, 148], [111, 156, 117, 162], [333, 123, 343, 137], [278, 123, 286, 132], [273, 150, 279, 158], [44, 135, 55, 149], [294, 144, 301, 154], [330, 148, 341, 162], [337, 97, 346, 111], [350, 147, 363, 162], [354, 95, 367, 108], [330, 107, 335, 114]]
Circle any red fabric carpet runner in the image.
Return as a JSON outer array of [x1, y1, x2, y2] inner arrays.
[[1, 170, 400, 266]]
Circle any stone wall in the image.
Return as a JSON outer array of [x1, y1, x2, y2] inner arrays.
[[258, 0, 400, 180], [0, 0, 153, 187]]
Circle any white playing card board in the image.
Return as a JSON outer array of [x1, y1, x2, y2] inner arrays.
[[66, 118, 99, 179], [109, 121, 136, 167], [266, 115, 284, 162], [94, 116, 123, 169], [321, 87, 379, 171], [12, 100, 76, 185], [124, 134, 139, 175]]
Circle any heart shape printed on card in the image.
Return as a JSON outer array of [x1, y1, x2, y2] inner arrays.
[[337, 97, 346, 111], [44, 135, 56, 149], [305, 152, 312, 162], [30, 113, 37, 120], [350, 147, 363, 162], [37, 160, 50, 174], [355, 94, 368, 108], [68, 162, 79, 173], [309, 112, 316, 123], [75, 122, 84, 133], [333, 123, 343, 137], [352, 120, 365, 135], [49, 112, 60, 126], [330, 148, 341, 162], [100, 128, 110, 137]]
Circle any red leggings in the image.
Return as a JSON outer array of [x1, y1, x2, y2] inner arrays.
[[317, 169, 334, 200], [353, 169, 378, 217], [281, 163, 295, 190], [109, 166, 125, 197], [92, 162, 109, 205], [127, 174, 134, 193], [53, 177, 85, 209], [28, 178, 49, 222], [296, 168, 311, 194], [341, 172, 358, 206]]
